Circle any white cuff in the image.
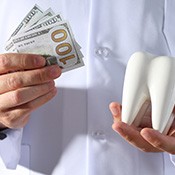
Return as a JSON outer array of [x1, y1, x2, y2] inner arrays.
[[0, 128, 23, 169], [170, 154, 175, 166]]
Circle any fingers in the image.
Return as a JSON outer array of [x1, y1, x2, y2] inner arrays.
[[0, 88, 57, 129], [0, 65, 61, 94], [110, 102, 175, 154], [22, 87, 57, 111], [109, 101, 161, 152], [109, 102, 121, 122], [141, 128, 175, 154], [0, 81, 55, 109], [0, 53, 61, 129], [0, 53, 46, 74], [112, 121, 160, 152]]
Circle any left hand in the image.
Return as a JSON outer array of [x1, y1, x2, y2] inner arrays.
[[109, 102, 175, 154]]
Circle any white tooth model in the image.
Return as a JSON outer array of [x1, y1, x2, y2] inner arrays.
[[121, 51, 175, 134]]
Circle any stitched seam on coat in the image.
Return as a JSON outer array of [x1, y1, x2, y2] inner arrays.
[[162, 0, 171, 56]]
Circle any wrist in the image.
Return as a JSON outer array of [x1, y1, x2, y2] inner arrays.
[[0, 123, 8, 131], [0, 123, 7, 140]]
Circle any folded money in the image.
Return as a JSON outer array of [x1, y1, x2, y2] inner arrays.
[[5, 4, 84, 72]]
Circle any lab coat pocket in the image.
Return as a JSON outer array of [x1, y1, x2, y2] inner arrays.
[[0, 144, 30, 175]]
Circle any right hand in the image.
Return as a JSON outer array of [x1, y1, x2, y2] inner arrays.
[[0, 53, 61, 130], [109, 102, 175, 154]]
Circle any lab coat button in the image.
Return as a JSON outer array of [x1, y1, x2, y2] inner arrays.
[[91, 130, 106, 140], [95, 47, 110, 60]]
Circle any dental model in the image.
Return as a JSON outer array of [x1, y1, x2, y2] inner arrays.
[[121, 51, 175, 134]]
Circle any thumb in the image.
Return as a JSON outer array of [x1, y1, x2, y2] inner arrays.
[[109, 102, 122, 122]]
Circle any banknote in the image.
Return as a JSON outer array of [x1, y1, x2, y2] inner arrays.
[[5, 7, 54, 52], [5, 4, 43, 51], [5, 4, 84, 72], [25, 8, 55, 29], [23, 14, 63, 33], [10, 4, 43, 38], [12, 22, 84, 72]]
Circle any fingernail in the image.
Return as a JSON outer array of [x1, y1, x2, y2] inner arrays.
[[111, 107, 119, 116], [35, 56, 45, 66], [141, 130, 151, 140], [49, 66, 61, 78]]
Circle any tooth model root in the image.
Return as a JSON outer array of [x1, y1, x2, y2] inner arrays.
[[122, 52, 175, 134]]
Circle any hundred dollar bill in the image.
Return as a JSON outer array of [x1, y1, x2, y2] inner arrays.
[[5, 7, 55, 52], [10, 4, 43, 38], [23, 14, 63, 33], [12, 22, 84, 72], [25, 8, 55, 29], [5, 4, 43, 51]]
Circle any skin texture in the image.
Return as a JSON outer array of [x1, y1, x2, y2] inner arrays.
[[109, 102, 175, 154], [0, 53, 62, 129]]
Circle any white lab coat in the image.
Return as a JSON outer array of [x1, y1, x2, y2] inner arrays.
[[0, 0, 175, 175]]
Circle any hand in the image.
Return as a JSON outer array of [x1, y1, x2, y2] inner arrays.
[[109, 102, 175, 154], [0, 53, 61, 129]]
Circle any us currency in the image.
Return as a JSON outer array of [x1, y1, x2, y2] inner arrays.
[[5, 4, 84, 72], [16, 13, 84, 65], [10, 4, 43, 38], [12, 22, 84, 72], [5, 4, 43, 51], [25, 14, 82, 51], [23, 14, 63, 33], [25, 8, 55, 29], [5, 6, 55, 52]]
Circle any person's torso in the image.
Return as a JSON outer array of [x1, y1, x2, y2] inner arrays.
[[0, 0, 175, 175]]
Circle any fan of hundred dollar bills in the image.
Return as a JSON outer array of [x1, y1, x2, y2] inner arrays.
[[5, 4, 84, 72]]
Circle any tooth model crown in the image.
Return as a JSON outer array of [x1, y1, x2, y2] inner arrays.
[[122, 51, 175, 134]]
